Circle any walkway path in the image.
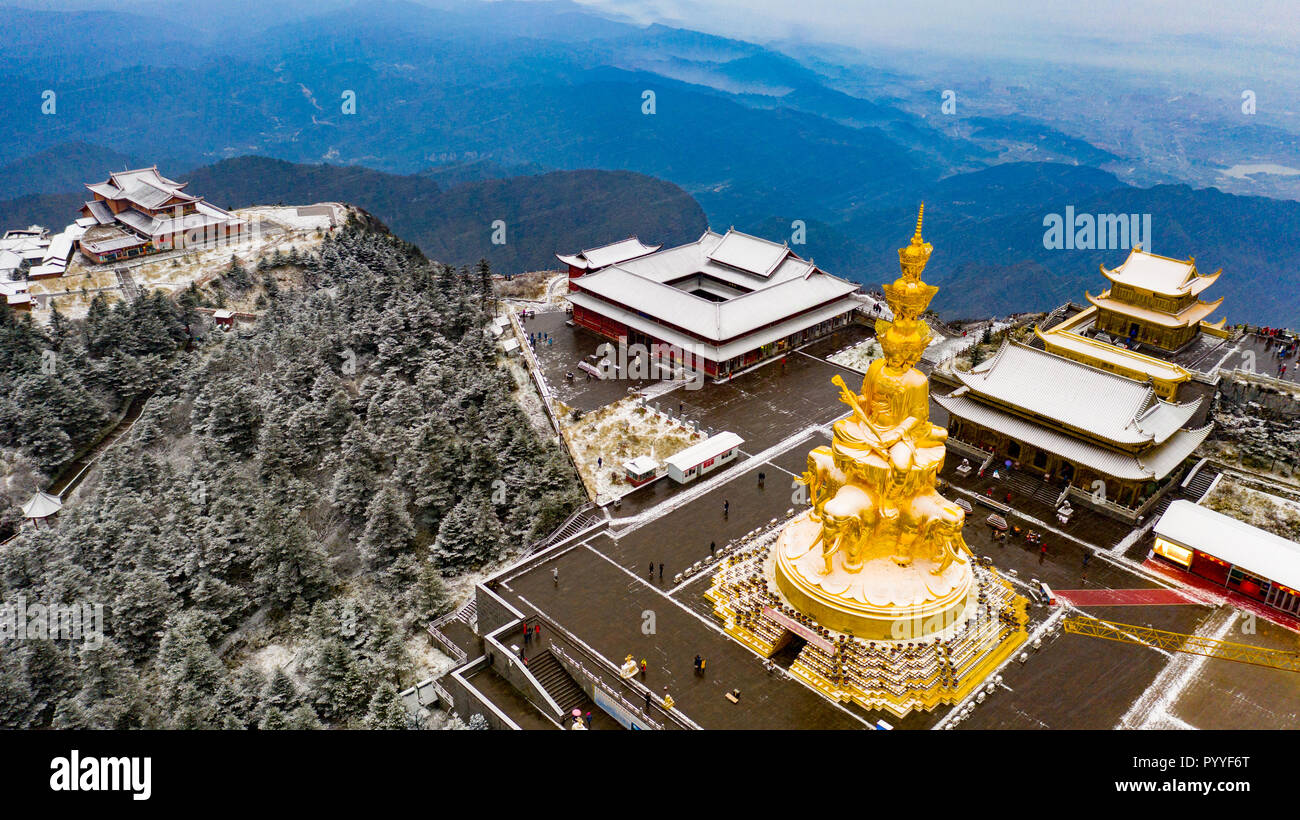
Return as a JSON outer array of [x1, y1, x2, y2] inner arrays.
[[47, 393, 152, 498], [1054, 588, 1199, 607]]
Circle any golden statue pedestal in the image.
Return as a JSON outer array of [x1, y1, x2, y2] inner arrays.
[[773, 510, 973, 640], [706, 541, 1027, 716]]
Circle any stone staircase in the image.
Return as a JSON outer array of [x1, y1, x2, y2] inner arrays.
[[452, 597, 477, 630], [1147, 463, 1221, 521], [526, 504, 604, 555], [1002, 469, 1064, 507], [1183, 463, 1220, 501], [527, 650, 588, 714]]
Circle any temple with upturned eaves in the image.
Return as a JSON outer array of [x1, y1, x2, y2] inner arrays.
[[1086, 247, 1226, 353]]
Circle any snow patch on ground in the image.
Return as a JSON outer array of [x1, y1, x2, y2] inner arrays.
[[557, 397, 701, 502], [250, 643, 298, 676], [240, 204, 341, 232], [827, 337, 882, 372], [407, 635, 459, 682], [1203, 477, 1300, 541], [500, 351, 557, 439]]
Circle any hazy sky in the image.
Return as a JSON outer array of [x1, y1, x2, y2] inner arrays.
[[572, 0, 1298, 54]]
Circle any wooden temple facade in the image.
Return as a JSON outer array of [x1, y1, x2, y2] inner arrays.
[[78, 167, 247, 264]]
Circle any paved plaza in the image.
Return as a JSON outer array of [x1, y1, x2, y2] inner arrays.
[[460, 317, 1300, 730]]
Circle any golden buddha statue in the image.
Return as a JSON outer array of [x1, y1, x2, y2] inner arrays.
[[782, 205, 973, 637]]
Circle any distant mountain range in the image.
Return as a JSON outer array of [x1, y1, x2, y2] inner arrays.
[[1, 0, 1298, 324]]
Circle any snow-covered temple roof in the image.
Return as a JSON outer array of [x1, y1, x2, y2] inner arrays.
[[1101, 248, 1221, 298], [566, 229, 858, 344], [954, 341, 1201, 447]]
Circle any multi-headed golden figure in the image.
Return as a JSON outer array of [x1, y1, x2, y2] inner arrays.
[[778, 205, 972, 637], [707, 208, 1028, 714]]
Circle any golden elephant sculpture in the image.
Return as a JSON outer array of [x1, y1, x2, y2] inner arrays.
[[809, 482, 881, 573], [798, 446, 845, 521]]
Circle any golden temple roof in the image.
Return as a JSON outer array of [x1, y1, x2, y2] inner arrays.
[[1101, 248, 1221, 298]]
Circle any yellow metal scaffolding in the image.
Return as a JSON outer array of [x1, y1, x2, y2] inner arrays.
[[1062, 615, 1300, 673]]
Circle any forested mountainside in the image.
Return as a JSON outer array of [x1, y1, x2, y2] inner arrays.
[[0, 221, 584, 729]]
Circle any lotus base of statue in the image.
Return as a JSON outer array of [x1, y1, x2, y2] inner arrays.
[[773, 510, 973, 639]]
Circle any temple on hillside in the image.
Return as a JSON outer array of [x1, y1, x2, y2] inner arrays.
[[559, 229, 861, 381], [707, 208, 1027, 716], [78, 167, 247, 264], [1087, 248, 1226, 351]]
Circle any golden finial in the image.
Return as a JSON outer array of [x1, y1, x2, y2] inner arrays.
[[897, 203, 933, 280]]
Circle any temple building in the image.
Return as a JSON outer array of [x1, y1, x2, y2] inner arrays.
[[560, 229, 861, 379], [935, 340, 1212, 515], [557, 237, 661, 280], [78, 167, 246, 264], [1086, 248, 1225, 351], [1034, 247, 1232, 405]]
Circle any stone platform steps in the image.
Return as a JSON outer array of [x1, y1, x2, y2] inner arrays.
[[528, 650, 588, 715]]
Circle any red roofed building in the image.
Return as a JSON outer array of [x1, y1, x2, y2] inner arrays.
[[558, 229, 863, 380]]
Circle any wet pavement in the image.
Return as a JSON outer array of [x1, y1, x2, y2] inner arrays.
[[1166, 616, 1300, 730], [499, 533, 871, 730], [519, 308, 658, 412], [959, 603, 1216, 730]]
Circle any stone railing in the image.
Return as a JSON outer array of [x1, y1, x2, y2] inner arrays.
[[541, 615, 700, 730], [548, 644, 668, 731]]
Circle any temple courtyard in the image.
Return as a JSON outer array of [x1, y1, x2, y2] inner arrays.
[[431, 306, 1300, 730]]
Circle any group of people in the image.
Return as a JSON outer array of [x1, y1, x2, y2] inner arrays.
[[521, 622, 542, 645], [1261, 328, 1296, 377]]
